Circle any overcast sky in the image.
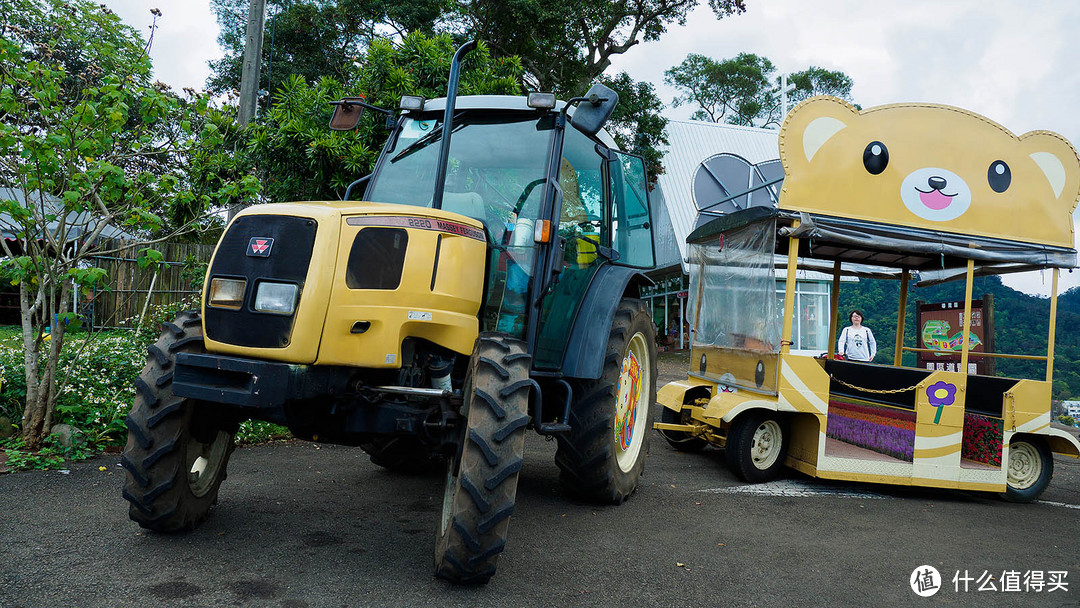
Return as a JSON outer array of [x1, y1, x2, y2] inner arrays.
[[101, 0, 1080, 295]]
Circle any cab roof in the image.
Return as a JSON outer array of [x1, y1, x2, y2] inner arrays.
[[403, 95, 618, 149]]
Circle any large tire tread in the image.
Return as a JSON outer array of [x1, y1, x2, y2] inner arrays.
[[436, 333, 530, 585], [555, 299, 657, 504], [121, 310, 236, 532]]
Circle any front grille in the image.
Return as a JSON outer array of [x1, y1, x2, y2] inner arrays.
[[204, 215, 318, 348]]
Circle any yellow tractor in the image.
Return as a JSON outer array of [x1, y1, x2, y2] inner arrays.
[[121, 42, 658, 584]]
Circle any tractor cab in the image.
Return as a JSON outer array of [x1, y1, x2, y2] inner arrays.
[[357, 94, 655, 357]]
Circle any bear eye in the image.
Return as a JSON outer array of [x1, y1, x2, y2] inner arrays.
[[988, 160, 1011, 193], [863, 141, 888, 175]]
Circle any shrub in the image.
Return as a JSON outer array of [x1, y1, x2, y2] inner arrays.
[[0, 302, 293, 470]]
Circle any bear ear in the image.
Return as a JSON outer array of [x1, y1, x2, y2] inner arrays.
[[780, 96, 861, 173], [1019, 130, 1080, 210]]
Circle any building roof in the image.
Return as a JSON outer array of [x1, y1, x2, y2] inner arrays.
[[0, 188, 133, 245], [656, 119, 781, 271]]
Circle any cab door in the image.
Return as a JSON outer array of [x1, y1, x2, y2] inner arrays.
[[533, 132, 653, 369]]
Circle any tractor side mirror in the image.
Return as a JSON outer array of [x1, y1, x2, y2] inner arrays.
[[329, 97, 366, 131], [569, 83, 618, 136]]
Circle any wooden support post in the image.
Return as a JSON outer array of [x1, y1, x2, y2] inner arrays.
[[781, 232, 800, 355], [894, 270, 909, 366], [959, 259, 975, 373], [828, 260, 840, 358], [1047, 268, 1059, 382]]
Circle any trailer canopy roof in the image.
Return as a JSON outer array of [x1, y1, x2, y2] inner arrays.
[[687, 207, 1077, 277]]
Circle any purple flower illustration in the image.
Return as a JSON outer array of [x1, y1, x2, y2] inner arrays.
[[927, 381, 956, 424], [927, 382, 956, 407]]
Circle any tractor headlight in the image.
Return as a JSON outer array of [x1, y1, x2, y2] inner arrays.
[[208, 277, 246, 309], [254, 281, 299, 315]]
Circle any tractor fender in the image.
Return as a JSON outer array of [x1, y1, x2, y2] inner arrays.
[[560, 265, 651, 380]]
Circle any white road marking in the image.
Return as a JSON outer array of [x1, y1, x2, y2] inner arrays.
[[699, 479, 890, 499], [1037, 500, 1080, 510], [698, 481, 1080, 509]]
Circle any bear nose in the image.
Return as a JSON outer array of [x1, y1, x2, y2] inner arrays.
[[928, 176, 947, 191]]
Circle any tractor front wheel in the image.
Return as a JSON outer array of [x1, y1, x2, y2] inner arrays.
[[555, 298, 657, 504], [121, 311, 237, 531], [435, 333, 530, 584]]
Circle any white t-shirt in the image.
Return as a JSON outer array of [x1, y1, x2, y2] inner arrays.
[[838, 326, 876, 361]]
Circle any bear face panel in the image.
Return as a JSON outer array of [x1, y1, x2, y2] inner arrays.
[[778, 96, 1080, 248]]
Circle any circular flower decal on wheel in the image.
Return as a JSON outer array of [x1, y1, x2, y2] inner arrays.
[[927, 381, 957, 424]]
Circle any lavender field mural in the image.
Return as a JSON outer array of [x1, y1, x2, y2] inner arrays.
[[826, 400, 916, 462]]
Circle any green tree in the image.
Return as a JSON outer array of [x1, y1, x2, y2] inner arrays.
[[599, 72, 669, 182], [665, 52, 773, 125], [0, 0, 257, 448], [666, 52, 855, 127], [458, 0, 747, 93], [208, 1, 700, 187], [206, 0, 448, 96], [232, 33, 522, 204]]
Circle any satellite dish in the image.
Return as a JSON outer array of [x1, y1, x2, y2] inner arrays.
[[693, 153, 784, 215]]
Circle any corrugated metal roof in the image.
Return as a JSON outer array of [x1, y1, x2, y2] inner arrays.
[[0, 188, 133, 242], [656, 119, 780, 271], [648, 184, 682, 271]]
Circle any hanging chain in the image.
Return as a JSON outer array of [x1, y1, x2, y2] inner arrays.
[[828, 375, 922, 395]]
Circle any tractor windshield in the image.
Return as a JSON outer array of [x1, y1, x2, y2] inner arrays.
[[366, 113, 556, 244]]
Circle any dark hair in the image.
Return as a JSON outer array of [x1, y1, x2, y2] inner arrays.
[[849, 309, 865, 321]]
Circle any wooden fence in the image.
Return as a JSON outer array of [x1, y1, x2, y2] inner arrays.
[[84, 241, 215, 329]]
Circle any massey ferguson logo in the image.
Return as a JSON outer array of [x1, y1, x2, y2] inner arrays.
[[247, 237, 274, 257]]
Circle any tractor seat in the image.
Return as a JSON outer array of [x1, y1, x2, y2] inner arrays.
[[441, 191, 486, 221]]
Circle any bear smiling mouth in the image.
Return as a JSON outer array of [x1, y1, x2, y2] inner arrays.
[[914, 187, 957, 210]]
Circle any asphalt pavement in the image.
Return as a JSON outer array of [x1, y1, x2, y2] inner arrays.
[[2, 360, 1079, 607]]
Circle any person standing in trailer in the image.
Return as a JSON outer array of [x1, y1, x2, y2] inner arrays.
[[838, 310, 877, 361]]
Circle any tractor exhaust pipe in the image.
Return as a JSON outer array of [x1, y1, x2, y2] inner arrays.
[[431, 40, 477, 211]]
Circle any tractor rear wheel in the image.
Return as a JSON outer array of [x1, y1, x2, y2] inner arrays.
[[435, 333, 530, 584], [555, 298, 656, 504], [121, 311, 237, 531]]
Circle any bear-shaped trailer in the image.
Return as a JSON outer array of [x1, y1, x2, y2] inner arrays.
[[655, 96, 1080, 502]]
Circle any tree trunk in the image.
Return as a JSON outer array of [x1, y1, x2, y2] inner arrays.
[[19, 279, 71, 450], [19, 281, 45, 449]]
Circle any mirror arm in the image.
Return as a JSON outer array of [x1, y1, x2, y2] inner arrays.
[[343, 174, 371, 201], [559, 95, 610, 120], [330, 99, 393, 116]]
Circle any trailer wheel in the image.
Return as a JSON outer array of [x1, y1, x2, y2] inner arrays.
[[121, 311, 237, 531], [1001, 437, 1053, 503], [658, 406, 707, 453], [556, 298, 657, 504], [725, 410, 787, 483], [435, 334, 530, 584]]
